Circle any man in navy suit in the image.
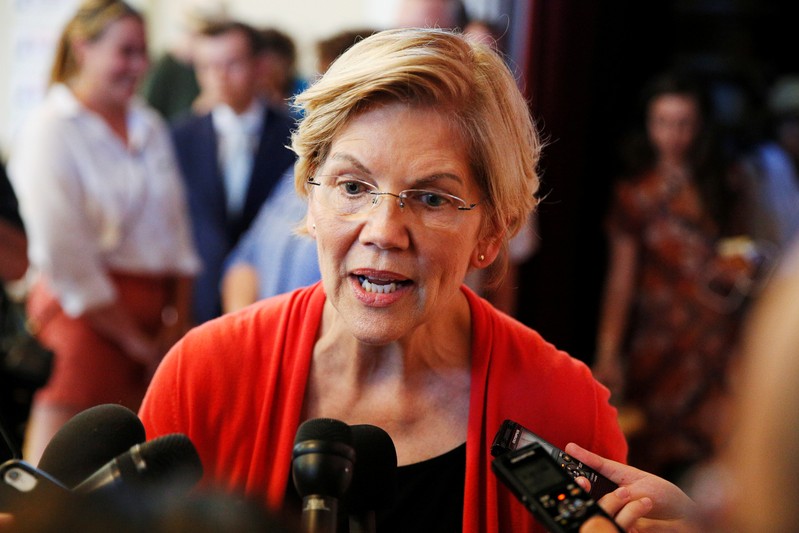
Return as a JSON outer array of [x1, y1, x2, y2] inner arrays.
[[171, 21, 296, 324]]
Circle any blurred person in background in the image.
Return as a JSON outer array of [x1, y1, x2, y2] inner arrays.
[[735, 75, 799, 253], [593, 72, 754, 482], [314, 28, 376, 75], [394, 0, 469, 30], [575, 237, 799, 533], [255, 27, 307, 121], [219, 165, 320, 313], [138, 3, 213, 122], [219, 29, 379, 313], [463, 18, 503, 49], [0, 160, 26, 285], [7, 0, 200, 463], [0, 158, 32, 458], [171, 20, 296, 324]]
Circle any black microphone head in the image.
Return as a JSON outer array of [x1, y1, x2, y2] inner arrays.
[[37, 404, 145, 488], [292, 418, 355, 499], [346, 424, 398, 512], [293, 417, 352, 447], [120, 433, 204, 489]]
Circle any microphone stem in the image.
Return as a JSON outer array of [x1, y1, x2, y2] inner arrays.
[[300, 495, 338, 533]]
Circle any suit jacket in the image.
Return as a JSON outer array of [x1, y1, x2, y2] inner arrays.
[[171, 104, 296, 324]]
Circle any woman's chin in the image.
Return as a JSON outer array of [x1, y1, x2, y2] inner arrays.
[[344, 307, 415, 346]]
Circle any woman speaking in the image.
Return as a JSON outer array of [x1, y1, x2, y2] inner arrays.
[[9, 0, 199, 463], [140, 28, 627, 532]]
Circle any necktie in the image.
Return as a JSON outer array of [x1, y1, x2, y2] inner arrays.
[[223, 122, 253, 218]]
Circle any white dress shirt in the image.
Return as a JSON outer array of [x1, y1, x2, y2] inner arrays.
[[211, 100, 264, 218], [8, 84, 201, 316]]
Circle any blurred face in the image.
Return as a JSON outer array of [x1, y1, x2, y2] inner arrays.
[[646, 94, 701, 163], [395, 0, 460, 28], [75, 15, 148, 107], [255, 51, 291, 103], [306, 103, 499, 345], [195, 30, 257, 113], [464, 21, 497, 48]]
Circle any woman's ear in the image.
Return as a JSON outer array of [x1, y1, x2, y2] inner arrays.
[[471, 231, 503, 269], [70, 36, 89, 69]]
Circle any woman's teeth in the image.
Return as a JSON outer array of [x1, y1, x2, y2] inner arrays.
[[359, 276, 399, 294]]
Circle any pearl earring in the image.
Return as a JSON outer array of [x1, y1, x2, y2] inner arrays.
[[478, 254, 485, 262]]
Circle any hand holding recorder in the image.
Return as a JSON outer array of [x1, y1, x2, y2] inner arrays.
[[492, 442, 622, 532], [566, 443, 700, 533], [491, 419, 619, 500]]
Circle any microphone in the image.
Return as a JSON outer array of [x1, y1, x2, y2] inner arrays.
[[346, 424, 398, 533], [37, 403, 145, 488], [292, 418, 355, 533], [73, 433, 203, 495]]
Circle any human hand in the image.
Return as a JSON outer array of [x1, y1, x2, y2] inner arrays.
[[566, 443, 700, 533], [578, 486, 652, 533], [84, 303, 162, 372], [122, 334, 161, 376], [156, 315, 189, 356], [581, 515, 625, 533]]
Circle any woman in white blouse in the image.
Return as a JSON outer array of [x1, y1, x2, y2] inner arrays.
[[8, 0, 200, 463]]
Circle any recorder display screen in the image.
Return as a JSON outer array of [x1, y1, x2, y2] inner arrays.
[[515, 455, 565, 493]]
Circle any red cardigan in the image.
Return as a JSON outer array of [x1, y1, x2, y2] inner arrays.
[[140, 282, 627, 532]]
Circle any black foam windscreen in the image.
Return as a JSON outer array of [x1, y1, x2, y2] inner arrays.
[[119, 433, 202, 486], [74, 433, 203, 494], [37, 403, 145, 488], [294, 417, 352, 446], [292, 418, 355, 499], [347, 424, 398, 512]]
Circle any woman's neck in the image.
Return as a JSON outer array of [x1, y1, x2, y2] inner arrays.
[[655, 158, 693, 186], [656, 155, 688, 173], [316, 295, 472, 384], [70, 82, 129, 144], [304, 297, 473, 464]]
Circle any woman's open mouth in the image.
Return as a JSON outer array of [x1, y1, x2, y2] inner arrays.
[[356, 274, 413, 294]]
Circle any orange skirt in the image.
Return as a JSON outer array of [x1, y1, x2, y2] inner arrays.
[[26, 272, 174, 412]]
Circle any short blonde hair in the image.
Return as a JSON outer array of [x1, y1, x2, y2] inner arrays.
[[50, 0, 142, 86], [292, 28, 540, 284]]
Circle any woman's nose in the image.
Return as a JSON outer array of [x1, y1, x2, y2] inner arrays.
[[357, 194, 411, 250]]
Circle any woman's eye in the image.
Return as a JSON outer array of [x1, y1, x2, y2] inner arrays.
[[417, 191, 449, 207], [341, 181, 367, 195]]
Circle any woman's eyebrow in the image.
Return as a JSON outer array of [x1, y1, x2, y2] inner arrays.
[[328, 153, 371, 175], [327, 153, 465, 187], [414, 173, 464, 188]]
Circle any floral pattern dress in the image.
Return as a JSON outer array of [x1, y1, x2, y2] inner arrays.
[[608, 169, 747, 480]]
